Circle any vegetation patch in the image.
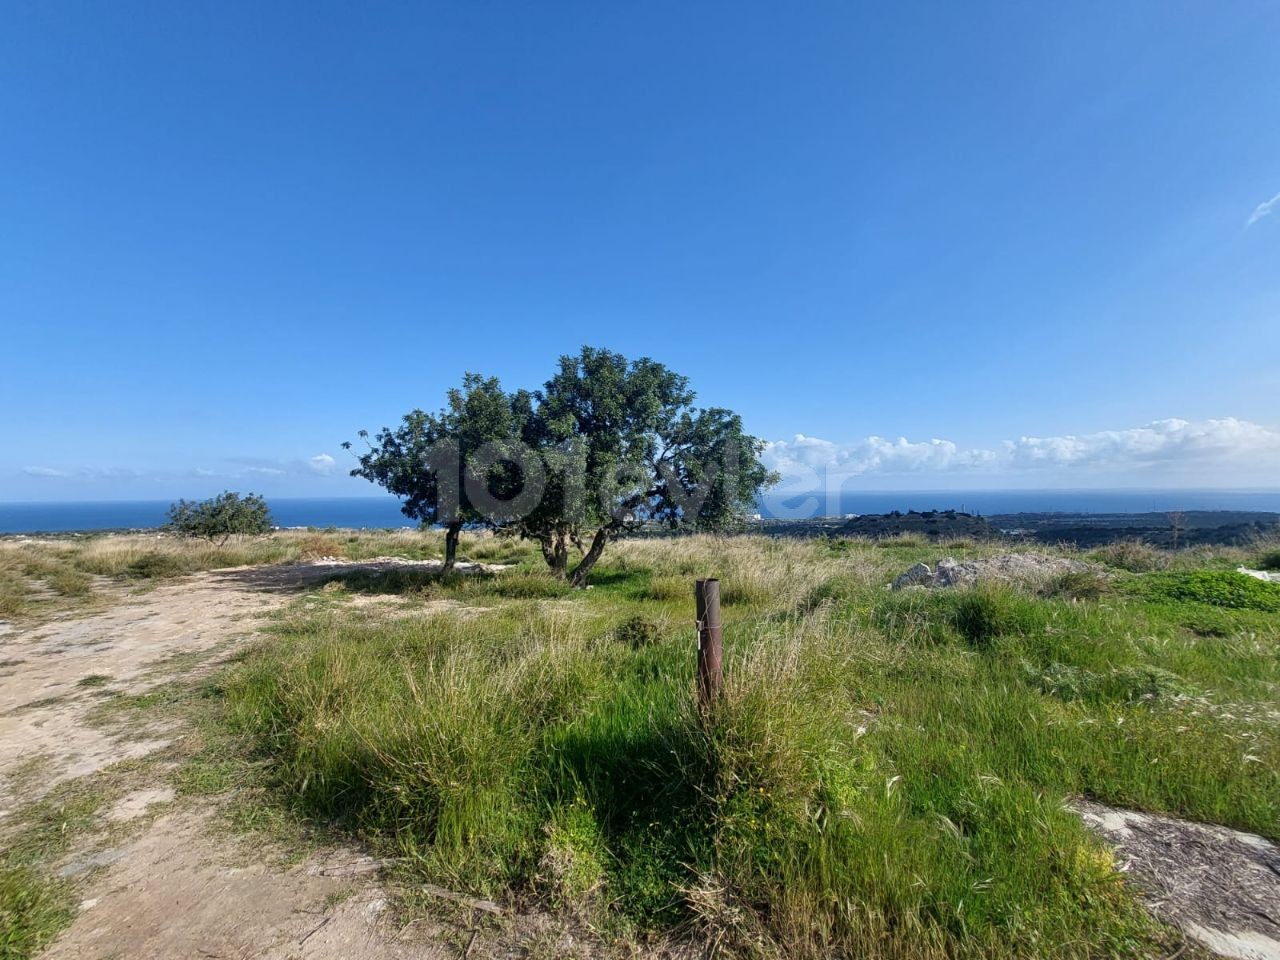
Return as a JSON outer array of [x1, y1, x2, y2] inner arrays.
[[0, 866, 72, 960], [1088, 541, 1171, 573], [205, 534, 1280, 957], [1133, 570, 1280, 612]]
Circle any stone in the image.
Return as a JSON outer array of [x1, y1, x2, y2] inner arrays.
[[891, 562, 933, 590]]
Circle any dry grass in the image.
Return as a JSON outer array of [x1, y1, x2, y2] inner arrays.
[[0, 529, 477, 624]]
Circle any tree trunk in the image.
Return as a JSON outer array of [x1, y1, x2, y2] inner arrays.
[[443, 521, 462, 572], [569, 528, 609, 588], [541, 531, 569, 579]]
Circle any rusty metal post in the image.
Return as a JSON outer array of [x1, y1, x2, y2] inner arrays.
[[695, 578, 723, 710]]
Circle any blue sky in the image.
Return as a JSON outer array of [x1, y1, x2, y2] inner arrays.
[[2, 1, 1278, 501]]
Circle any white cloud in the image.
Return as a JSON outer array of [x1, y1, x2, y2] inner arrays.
[[764, 418, 1280, 482], [1247, 190, 1280, 227], [764, 434, 990, 476], [22, 466, 69, 478], [308, 453, 337, 475], [245, 466, 287, 477]]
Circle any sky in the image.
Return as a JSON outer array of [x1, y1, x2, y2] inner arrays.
[[2, 1, 1279, 502]]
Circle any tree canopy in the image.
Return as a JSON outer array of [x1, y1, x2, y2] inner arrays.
[[165, 491, 273, 544], [347, 347, 776, 585]]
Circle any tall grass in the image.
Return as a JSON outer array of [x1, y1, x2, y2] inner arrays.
[[214, 535, 1280, 956]]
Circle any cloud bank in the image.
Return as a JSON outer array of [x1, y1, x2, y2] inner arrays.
[[763, 418, 1280, 484]]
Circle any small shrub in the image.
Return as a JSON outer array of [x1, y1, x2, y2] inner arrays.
[[1038, 570, 1110, 601], [297, 534, 343, 561], [1088, 540, 1170, 573], [720, 578, 771, 607], [125, 553, 189, 579], [1256, 549, 1280, 572], [1135, 571, 1280, 612], [615, 616, 660, 649], [947, 586, 1042, 648]]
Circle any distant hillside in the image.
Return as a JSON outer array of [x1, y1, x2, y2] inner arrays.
[[988, 510, 1280, 549], [838, 509, 994, 539], [755, 509, 1280, 547]]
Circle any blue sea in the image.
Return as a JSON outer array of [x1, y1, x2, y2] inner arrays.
[[2, 490, 1279, 534]]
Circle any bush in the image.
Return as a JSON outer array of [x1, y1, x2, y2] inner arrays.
[[947, 586, 1044, 648], [1088, 540, 1170, 573], [615, 615, 660, 649], [164, 492, 272, 545], [1256, 549, 1280, 572], [125, 553, 190, 579], [1135, 571, 1280, 612], [296, 534, 343, 561], [1038, 570, 1110, 601]]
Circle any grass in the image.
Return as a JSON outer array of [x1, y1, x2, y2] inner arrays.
[[0, 528, 518, 624], [200, 533, 1279, 958], [4, 530, 1277, 957], [0, 867, 71, 960], [1131, 569, 1280, 611], [0, 773, 115, 960]]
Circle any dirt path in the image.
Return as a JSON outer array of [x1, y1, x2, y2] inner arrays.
[[0, 564, 452, 960]]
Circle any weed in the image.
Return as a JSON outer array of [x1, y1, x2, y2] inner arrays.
[[1089, 541, 1170, 573], [1039, 569, 1111, 601], [614, 615, 660, 649], [0, 867, 72, 960], [1134, 571, 1280, 612]]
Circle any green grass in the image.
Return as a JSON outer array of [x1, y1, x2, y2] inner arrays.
[[206, 535, 1279, 957], [1131, 569, 1280, 611], [0, 775, 115, 960], [0, 867, 72, 960], [5, 531, 1275, 957]]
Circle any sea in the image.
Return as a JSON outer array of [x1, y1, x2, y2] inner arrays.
[[2, 490, 1279, 534]]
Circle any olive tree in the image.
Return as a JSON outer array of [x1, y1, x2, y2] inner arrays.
[[345, 373, 533, 571], [165, 491, 273, 544], [347, 347, 776, 586]]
